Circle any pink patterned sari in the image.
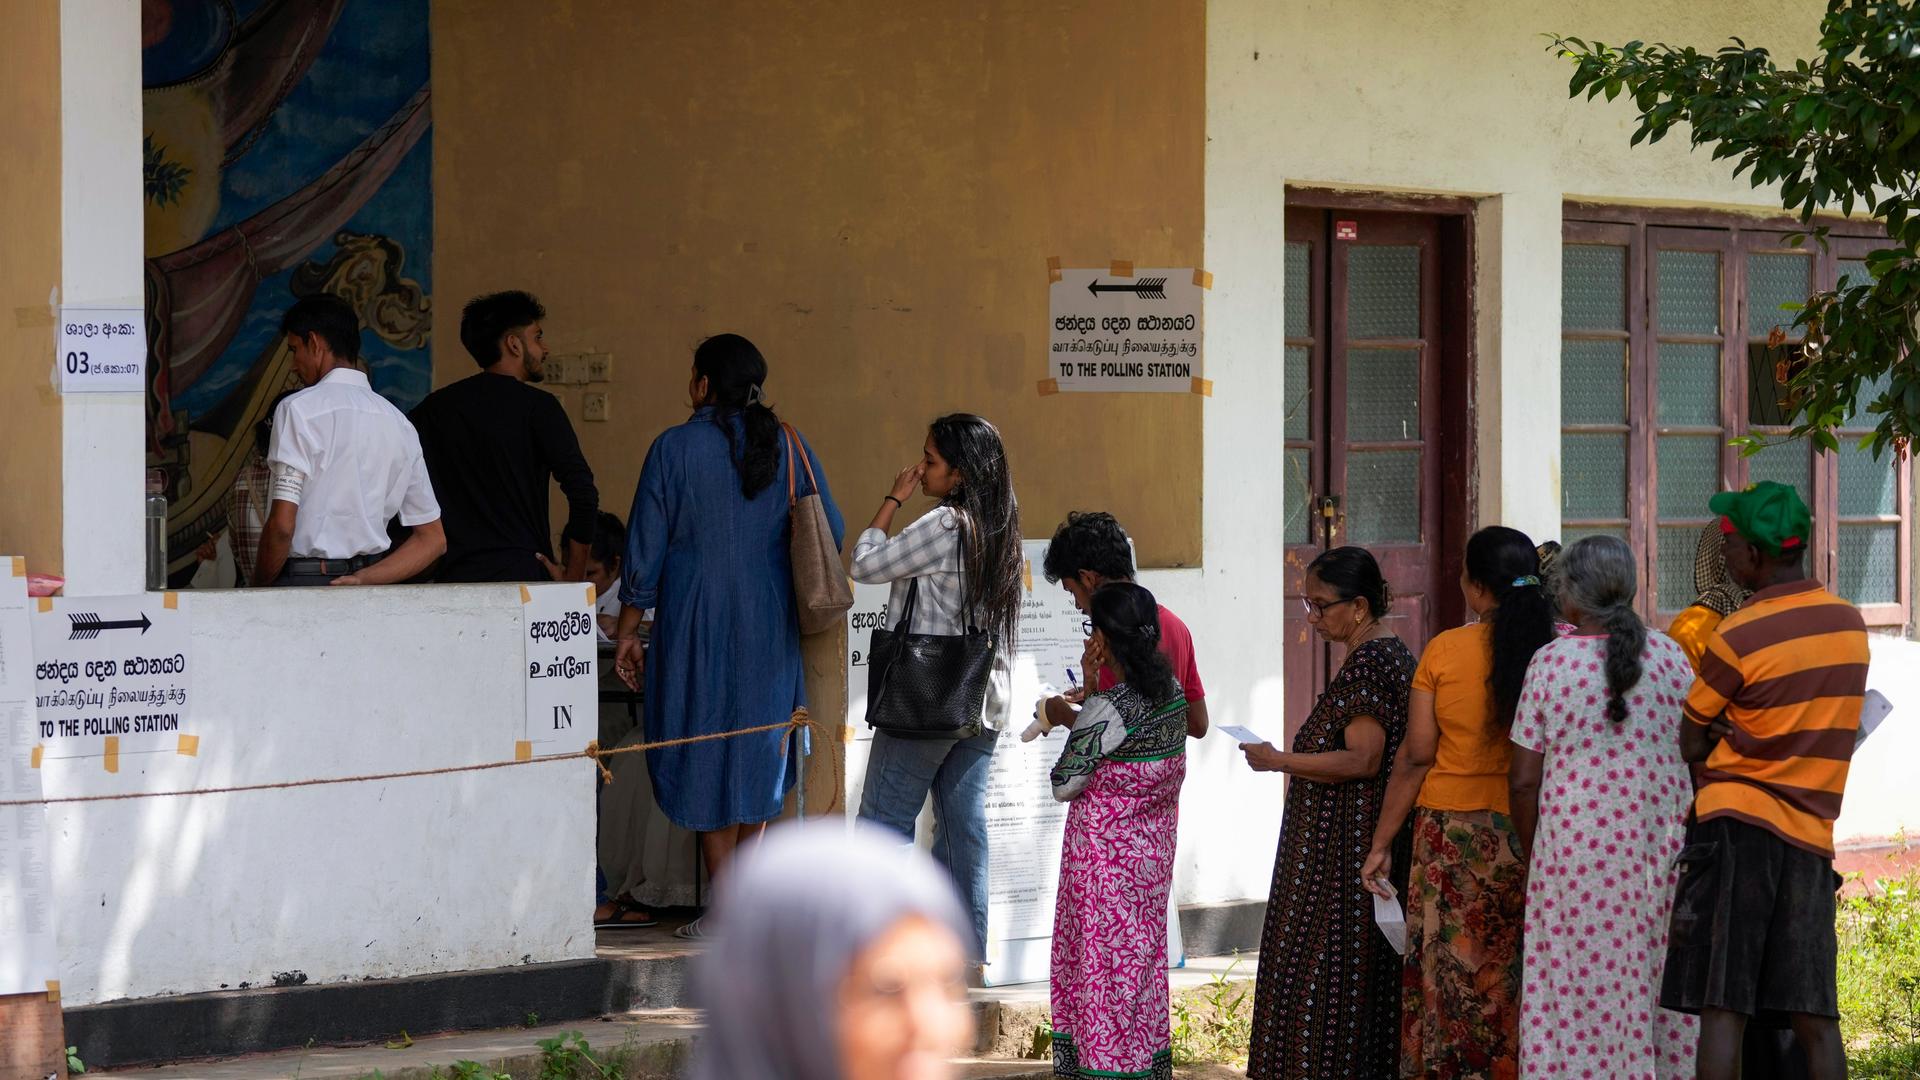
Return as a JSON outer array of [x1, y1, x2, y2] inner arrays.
[[1048, 685, 1187, 1080]]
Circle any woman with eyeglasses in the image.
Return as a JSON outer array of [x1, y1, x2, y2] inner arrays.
[[1243, 546, 1415, 1080], [1359, 525, 1561, 1079]]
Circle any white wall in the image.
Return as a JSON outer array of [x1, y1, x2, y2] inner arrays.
[[1177, 0, 1909, 912], [44, 586, 594, 1005], [60, 0, 144, 597]]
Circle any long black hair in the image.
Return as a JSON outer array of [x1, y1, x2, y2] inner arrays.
[[694, 334, 781, 498], [929, 413, 1022, 649], [1464, 525, 1558, 731], [1089, 582, 1178, 704], [1557, 536, 1647, 726], [1305, 546, 1394, 621]]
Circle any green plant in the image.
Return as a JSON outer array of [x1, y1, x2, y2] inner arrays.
[[65, 1046, 85, 1075], [523, 1011, 541, 1029], [1838, 868, 1920, 1075], [1169, 959, 1253, 1067], [535, 1030, 625, 1080], [1550, 4, 1920, 459]]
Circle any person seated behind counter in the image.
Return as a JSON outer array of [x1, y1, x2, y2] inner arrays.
[[253, 295, 445, 587]]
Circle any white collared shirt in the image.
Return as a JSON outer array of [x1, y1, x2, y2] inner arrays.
[[267, 367, 440, 559]]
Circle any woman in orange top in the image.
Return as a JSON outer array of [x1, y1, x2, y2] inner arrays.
[[1361, 526, 1560, 1079], [1666, 522, 1750, 671]]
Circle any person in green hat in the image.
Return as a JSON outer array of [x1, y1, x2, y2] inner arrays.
[[1660, 480, 1869, 1080]]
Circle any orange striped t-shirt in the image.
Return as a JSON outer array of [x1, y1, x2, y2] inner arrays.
[[1683, 579, 1868, 857]]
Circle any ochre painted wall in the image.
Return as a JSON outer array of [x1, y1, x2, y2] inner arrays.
[[0, 0, 63, 573], [430, 0, 1206, 568]]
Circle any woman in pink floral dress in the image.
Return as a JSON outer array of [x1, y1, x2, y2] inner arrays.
[[1508, 535, 1698, 1078], [1044, 582, 1188, 1080]]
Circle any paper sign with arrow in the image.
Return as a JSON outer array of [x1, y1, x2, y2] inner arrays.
[[31, 594, 194, 755], [1047, 265, 1206, 393]]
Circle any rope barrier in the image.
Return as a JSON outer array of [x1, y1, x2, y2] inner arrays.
[[0, 711, 813, 808]]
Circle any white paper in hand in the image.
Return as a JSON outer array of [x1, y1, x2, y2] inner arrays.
[[1856, 689, 1893, 750], [1371, 883, 1408, 956], [1218, 724, 1264, 745]]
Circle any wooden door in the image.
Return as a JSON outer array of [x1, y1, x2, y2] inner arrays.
[[1282, 206, 1471, 745]]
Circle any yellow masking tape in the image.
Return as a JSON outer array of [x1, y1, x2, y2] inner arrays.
[[46, 980, 60, 1002], [515, 740, 533, 762], [37, 597, 53, 613], [1046, 255, 1063, 283], [177, 733, 200, 757], [585, 583, 596, 607], [1191, 377, 1214, 398], [103, 735, 120, 774], [9, 556, 23, 577], [30, 745, 43, 769], [163, 591, 179, 610], [1022, 559, 1034, 593], [1192, 268, 1214, 289], [519, 585, 532, 604], [841, 724, 854, 744], [1109, 259, 1134, 278], [1037, 378, 1060, 397]]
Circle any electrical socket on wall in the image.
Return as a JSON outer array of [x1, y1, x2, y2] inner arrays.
[[583, 390, 609, 422], [584, 353, 613, 382], [545, 354, 576, 384]]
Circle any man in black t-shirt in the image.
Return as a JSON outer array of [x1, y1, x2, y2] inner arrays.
[[410, 291, 599, 583]]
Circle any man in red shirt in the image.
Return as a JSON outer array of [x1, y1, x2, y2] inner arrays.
[[1039, 512, 1207, 737]]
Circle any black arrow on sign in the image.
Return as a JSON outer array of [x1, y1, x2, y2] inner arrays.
[[1087, 277, 1168, 299], [68, 612, 152, 640]]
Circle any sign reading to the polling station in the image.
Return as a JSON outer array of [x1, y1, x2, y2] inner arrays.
[[57, 306, 148, 394], [522, 583, 597, 752], [1047, 266, 1205, 393], [31, 594, 192, 761]]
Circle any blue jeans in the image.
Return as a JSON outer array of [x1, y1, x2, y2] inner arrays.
[[857, 728, 997, 958]]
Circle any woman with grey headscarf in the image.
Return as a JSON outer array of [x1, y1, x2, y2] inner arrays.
[[1505, 535, 1698, 1077], [688, 822, 976, 1080]]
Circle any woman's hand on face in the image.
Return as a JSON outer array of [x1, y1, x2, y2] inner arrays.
[[1360, 848, 1394, 898], [614, 636, 646, 692], [889, 462, 926, 503], [1240, 741, 1286, 772]]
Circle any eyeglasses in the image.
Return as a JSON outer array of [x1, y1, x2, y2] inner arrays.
[[1300, 595, 1359, 619]]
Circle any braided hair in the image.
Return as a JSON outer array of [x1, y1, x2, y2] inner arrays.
[[1088, 582, 1178, 704], [1556, 535, 1647, 726]]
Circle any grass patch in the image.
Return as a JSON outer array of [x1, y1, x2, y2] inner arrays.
[[1839, 868, 1920, 1078], [1170, 959, 1253, 1068]]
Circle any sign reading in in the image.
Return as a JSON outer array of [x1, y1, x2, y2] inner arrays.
[[30, 594, 192, 755], [522, 583, 597, 751], [1, 558, 58, 995], [56, 307, 148, 394], [1047, 268, 1204, 393]]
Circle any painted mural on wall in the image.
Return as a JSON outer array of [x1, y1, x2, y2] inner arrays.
[[141, 0, 432, 578]]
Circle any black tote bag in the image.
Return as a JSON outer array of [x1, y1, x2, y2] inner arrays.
[[864, 577, 995, 740]]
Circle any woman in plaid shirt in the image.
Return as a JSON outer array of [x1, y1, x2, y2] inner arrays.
[[853, 413, 1023, 966]]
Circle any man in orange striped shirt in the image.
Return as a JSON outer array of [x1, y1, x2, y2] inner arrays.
[[1660, 482, 1866, 1080]]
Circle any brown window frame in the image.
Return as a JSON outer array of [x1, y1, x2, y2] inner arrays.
[[1562, 205, 1912, 629]]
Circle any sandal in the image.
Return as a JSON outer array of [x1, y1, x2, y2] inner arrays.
[[673, 915, 709, 940], [594, 896, 659, 930]]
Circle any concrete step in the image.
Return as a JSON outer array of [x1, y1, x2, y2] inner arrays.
[[93, 954, 1257, 1079]]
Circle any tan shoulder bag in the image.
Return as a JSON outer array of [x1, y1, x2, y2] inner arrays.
[[783, 424, 853, 634]]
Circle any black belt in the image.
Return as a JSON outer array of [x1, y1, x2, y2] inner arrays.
[[284, 551, 387, 576]]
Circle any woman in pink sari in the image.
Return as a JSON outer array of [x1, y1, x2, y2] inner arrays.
[[1043, 582, 1188, 1080]]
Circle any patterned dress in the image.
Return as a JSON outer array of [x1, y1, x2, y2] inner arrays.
[[1248, 636, 1416, 1080], [1510, 634, 1698, 1078], [1049, 683, 1188, 1080]]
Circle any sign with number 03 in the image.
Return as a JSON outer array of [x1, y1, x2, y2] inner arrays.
[[56, 307, 147, 394]]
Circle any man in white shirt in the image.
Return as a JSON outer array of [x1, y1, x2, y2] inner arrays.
[[254, 295, 446, 587]]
